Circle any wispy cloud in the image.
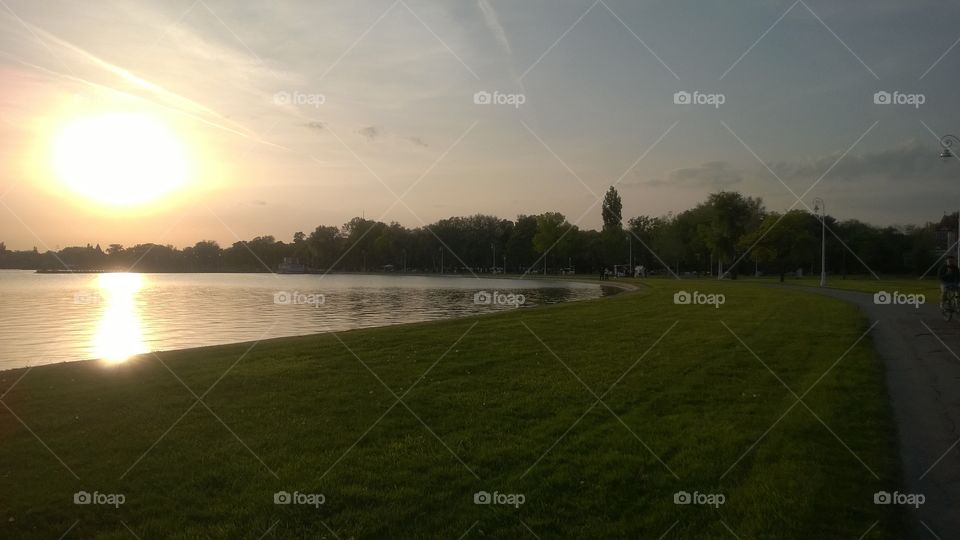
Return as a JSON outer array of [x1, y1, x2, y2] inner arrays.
[[0, 16, 289, 147], [358, 125, 380, 140], [630, 142, 950, 192], [407, 135, 428, 147], [476, 0, 524, 92], [631, 161, 744, 190], [769, 140, 941, 184]]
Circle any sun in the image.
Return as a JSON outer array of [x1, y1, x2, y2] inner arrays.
[[51, 112, 190, 206]]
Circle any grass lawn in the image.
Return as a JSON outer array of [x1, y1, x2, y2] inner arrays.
[[0, 280, 904, 538], [730, 274, 940, 298], [802, 278, 940, 299]]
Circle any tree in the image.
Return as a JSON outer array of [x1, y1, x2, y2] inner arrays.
[[307, 226, 341, 269], [533, 212, 574, 272], [629, 215, 669, 270], [0, 189, 946, 276], [601, 186, 623, 232], [506, 215, 538, 272], [697, 192, 764, 276], [340, 218, 382, 271], [600, 186, 627, 266], [905, 226, 937, 274], [737, 210, 816, 281], [188, 240, 221, 271]]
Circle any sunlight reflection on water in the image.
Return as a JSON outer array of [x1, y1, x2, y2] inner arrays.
[[93, 273, 147, 363], [0, 271, 613, 370]]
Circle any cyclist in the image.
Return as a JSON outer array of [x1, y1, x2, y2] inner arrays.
[[939, 255, 960, 309]]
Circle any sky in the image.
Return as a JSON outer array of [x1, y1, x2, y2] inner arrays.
[[1, 0, 960, 250]]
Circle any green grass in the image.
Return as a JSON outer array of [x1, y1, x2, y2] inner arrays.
[[809, 278, 939, 298], [0, 281, 904, 538], [757, 275, 940, 297]]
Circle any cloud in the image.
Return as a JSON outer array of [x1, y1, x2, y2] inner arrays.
[[769, 140, 942, 183], [0, 19, 292, 150], [628, 161, 744, 189], [358, 125, 380, 141], [477, 0, 513, 57], [629, 141, 950, 193], [407, 136, 428, 147], [477, 0, 524, 91]]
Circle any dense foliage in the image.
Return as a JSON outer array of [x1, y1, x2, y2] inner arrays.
[[0, 190, 954, 276]]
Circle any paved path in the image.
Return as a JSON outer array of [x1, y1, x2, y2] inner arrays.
[[798, 286, 960, 539]]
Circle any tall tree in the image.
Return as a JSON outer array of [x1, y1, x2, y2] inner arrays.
[[601, 186, 623, 232], [601, 186, 626, 266]]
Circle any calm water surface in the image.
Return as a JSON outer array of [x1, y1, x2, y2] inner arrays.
[[0, 271, 612, 370]]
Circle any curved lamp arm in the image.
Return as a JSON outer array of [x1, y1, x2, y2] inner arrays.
[[941, 134, 960, 149]]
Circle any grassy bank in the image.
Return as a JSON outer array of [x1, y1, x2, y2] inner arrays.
[[736, 274, 941, 297], [0, 280, 903, 538]]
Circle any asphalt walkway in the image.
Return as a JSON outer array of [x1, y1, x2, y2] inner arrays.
[[798, 286, 960, 539]]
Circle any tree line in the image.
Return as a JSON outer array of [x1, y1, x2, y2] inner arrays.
[[0, 189, 955, 277]]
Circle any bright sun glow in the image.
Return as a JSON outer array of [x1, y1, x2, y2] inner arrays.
[[51, 112, 189, 206], [93, 272, 147, 363]]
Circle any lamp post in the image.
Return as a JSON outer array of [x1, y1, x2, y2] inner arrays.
[[940, 134, 960, 261], [813, 197, 826, 287]]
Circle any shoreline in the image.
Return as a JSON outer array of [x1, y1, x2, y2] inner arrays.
[[0, 276, 636, 374], [0, 279, 902, 537]]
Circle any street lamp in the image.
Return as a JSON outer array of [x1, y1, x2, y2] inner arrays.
[[940, 135, 960, 261], [939, 134, 958, 160], [813, 197, 826, 287]]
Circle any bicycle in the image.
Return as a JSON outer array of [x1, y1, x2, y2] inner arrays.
[[942, 285, 960, 322]]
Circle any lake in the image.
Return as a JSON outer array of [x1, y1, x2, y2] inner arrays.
[[0, 270, 614, 370]]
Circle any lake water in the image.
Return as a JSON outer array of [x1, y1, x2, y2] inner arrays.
[[0, 270, 613, 370]]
